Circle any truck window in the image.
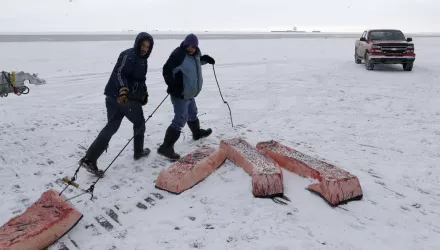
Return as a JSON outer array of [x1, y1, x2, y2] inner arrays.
[[368, 30, 406, 41]]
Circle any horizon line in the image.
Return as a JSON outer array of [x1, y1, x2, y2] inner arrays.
[[1, 29, 440, 35]]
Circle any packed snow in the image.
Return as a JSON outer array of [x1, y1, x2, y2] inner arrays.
[[1, 33, 440, 250]]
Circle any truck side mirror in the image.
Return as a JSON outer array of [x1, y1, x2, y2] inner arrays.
[[406, 37, 413, 42], [360, 37, 366, 41]]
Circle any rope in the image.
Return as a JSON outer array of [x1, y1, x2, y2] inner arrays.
[[60, 64, 231, 200], [90, 94, 169, 187], [59, 94, 170, 200], [212, 65, 234, 127]]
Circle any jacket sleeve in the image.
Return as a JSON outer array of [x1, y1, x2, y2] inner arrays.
[[115, 52, 135, 89], [162, 51, 181, 86]]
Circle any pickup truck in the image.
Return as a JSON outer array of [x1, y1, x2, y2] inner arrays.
[[354, 29, 415, 71]]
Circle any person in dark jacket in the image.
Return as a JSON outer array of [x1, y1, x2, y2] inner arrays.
[[79, 32, 154, 176], [157, 33, 215, 160]]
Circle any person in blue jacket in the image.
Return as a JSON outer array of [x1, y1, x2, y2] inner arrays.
[[79, 32, 154, 176], [158, 33, 215, 160]]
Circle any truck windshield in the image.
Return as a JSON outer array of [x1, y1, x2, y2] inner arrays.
[[369, 30, 406, 41]]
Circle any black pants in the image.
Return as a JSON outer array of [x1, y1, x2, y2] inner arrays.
[[84, 96, 145, 163]]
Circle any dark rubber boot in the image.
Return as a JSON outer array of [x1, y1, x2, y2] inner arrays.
[[187, 119, 212, 140], [133, 135, 151, 160], [157, 126, 181, 161], [79, 136, 108, 177], [78, 157, 104, 177]]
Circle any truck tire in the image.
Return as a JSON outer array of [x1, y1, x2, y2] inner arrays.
[[365, 53, 374, 70], [354, 49, 362, 64], [402, 63, 413, 71]]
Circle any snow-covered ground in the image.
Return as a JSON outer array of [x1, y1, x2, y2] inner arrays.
[[1, 34, 439, 250]]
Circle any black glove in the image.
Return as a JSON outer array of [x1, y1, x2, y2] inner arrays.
[[141, 91, 148, 106], [201, 55, 215, 65], [118, 87, 129, 104]]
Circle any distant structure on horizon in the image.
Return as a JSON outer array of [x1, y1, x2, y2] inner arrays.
[[271, 26, 307, 33]]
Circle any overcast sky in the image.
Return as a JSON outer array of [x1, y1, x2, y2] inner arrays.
[[1, 0, 439, 33]]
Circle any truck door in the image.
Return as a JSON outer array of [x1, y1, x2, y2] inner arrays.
[[357, 31, 367, 56]]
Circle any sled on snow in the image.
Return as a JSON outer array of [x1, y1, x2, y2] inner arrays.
[[0, 71, 46, 97], [0, 189, 83, 250]]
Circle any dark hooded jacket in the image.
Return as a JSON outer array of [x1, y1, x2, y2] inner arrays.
[[162, 41, 208, 99], [104, 32, 154, 102]]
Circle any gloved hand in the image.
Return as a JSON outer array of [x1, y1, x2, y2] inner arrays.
[[141, 91, 148, 106], [201, 55, 215, 65], [117, 87, 129, 104]]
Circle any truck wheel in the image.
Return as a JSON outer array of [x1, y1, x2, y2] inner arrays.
[[365, 53, 374, 70], [354, 50, 362, 64], [403, 63, 413, 71]]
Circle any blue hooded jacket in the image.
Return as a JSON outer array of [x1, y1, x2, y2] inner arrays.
[[162, 34, 208, 99], [104, 32, 154, 102]]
